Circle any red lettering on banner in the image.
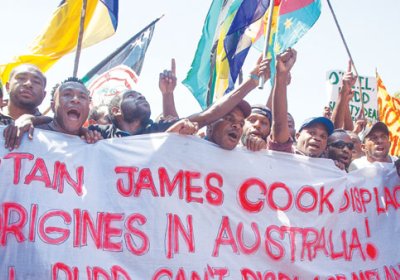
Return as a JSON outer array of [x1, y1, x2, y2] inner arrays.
[[81, 211, 104, 249], [52, 262, 78, 280], [152, 268, 173, 280], [1, 202, 27, 245], [238, 178, 267, 213], [152, 266, 228, 280], [24, 157, 51, 187], [237, 222, 261, 255], [38, 210, 71, 244], [265, 225, 285, 260], [267, 182, 293, 211], [241, 268, 299, 280], [124, 213, 149, 255], [28, 204, 38, 242], [115, 166, 138, 196], [374, 186, 400, 214], [205, 172, 224, 206], [134, 168, 159, 197], [8, 267, 15, 280], [4, 152, 34, 184], [91, 266, 110, 280], [238, 180, 336, 214], [111, 265, 131, 280], [212, 216, 238, 257], [185, 171, 203, 204], [296, 186, 318, 212], [73, 209, 82, 248], [166, 214, 195, 259], [384, 265, 400, 279], [159, 168, 184, 199], [57, 163, 84, 196], [103, 213, 124, 252]]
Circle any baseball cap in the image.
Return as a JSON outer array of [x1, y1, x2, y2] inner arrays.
[[299, 117, 334, 136], [250, 104, 272, 124], [236, 100, 251, 118], [359, 121, 389, 142]]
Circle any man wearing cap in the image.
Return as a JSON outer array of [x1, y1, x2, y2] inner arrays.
[[267, 48, 334, 158], [349, 122, 398, 170], [241, 104, 272, 151], [206, 100, 251, 150]]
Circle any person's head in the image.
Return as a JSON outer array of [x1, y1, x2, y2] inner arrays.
[[347, 131, 364, 160], [242, 105, 272, 143], [287, 112, 296, 141], [395, 158, 400, 176], [108, 89, 151, 127], [296, 117, 334, 157], [327, 129, 353, 169], [5, 64, 46, 112], [207, 100, 251, 150], [359, 122, 391, 163], [323, 106, 332, 120], [89, 105, 110, 125], [51, 77, 90, 135]]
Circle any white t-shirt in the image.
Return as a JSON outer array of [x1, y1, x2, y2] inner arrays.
[[349, 155, 398, 171]]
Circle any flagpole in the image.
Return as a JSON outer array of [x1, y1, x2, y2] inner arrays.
[[82, 15, 164, 82], [73, 0, 88, 77], [258, 0, 275, 89], [326, 0, 364, 117]]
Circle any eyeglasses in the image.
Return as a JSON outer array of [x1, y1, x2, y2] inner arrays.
[[328, 140, 354, 150]]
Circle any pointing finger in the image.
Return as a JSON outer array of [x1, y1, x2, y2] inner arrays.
[[171, 58, 176, 75]]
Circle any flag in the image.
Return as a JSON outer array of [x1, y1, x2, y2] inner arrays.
[[0, 0, 119, 84], [377, 74, 400, 156], [183, 0, 243, 109], [254, 0, 321, 82], [81, 18, 158, 107]]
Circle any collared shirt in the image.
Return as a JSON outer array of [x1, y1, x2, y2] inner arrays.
[[89, 119, 177, 139]]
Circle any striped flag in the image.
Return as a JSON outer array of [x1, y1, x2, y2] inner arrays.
[[82, 19, 158, 107], [0, 0, 119, 84]]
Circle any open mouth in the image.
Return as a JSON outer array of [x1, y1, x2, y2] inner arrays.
[[228, 131, 239, 141], [67, 109, 81, 120]]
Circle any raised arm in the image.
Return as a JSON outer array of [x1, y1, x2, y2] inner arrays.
[[270, 48, 297, 143], [331, 61, 357, 129], [188, 57, 270, 128], [159, 58, 179, 119]]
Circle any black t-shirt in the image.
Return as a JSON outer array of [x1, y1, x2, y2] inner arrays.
[[88, 119, 177, 139]]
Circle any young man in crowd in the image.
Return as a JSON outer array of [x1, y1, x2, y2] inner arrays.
[[206, 100, 251, 150], [2, 64, 54, 149], [327, 129, 354, 171], [89, 56, 270, 140], [349, 122, 398, 170], [267, 48, 334, 158], [1, 64, 46, 125], [241, 104, 272, 151]]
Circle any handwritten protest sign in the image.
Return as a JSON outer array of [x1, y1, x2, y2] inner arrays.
[[326, 70, 378, 122], [0, 129, 399, 279]]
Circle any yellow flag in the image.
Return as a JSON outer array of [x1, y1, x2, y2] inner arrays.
[[0, 0, 118, 84], [377, 74, 400, 156]]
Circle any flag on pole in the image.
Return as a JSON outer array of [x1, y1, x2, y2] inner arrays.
[[377, 74, 400, 156], [183, 0, 243, 109], [81, 18, 158, 107], [0, 0, 119, 84]]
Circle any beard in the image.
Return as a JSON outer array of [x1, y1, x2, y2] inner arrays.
[[120, 100, 151, 124]]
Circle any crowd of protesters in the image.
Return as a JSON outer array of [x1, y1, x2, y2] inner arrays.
[[0, 49, 399, 177]]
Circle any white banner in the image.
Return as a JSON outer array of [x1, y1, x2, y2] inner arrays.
[[0, 128, 399, 279], [326, 70, 378, 122]]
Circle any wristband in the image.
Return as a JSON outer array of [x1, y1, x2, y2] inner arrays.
[[249, 74, 260, 81]]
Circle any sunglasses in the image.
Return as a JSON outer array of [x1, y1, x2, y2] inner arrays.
[[328, 140, 354, 150]]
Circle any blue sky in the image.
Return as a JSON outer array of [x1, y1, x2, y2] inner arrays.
[[1, 0, 399, 128]]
